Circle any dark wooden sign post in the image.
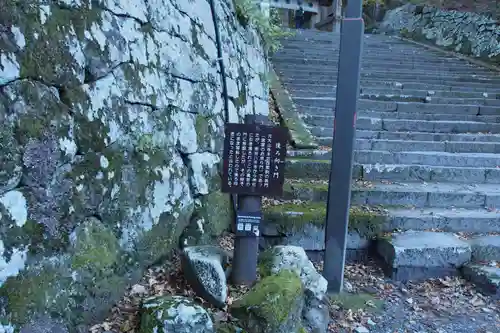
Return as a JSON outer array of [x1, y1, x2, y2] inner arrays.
[[221, 114, 288, 285]]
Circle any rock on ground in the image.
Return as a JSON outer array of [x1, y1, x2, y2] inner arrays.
[[181, 245, 230, 308], [259, 245, 330, 333], [140, 295, 214, 333], [230, 269, 304, 333], [260, 245, 328, 299]]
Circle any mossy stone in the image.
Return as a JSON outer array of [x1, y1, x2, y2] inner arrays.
[[269, 68, 317, 149], [263, 202, 388, 238], [215, 322, 247, 333], [230, 270, 304, 333], [70, 217, 119, 272], [0, 261, 75, 327]]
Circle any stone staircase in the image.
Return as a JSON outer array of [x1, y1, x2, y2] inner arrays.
[[265, 29, 500, 296]]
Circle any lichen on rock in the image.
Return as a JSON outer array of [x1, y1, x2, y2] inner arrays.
[[181, 245, 230, 308], [140, 295, 214, 333]]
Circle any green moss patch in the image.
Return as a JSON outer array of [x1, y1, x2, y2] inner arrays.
[[231, 270, 303, 333], [264, 201, 326, 229], [182, 190, 232, 246], [70, 217, 119, 272], [282, 180, 328, 201], [329, 292, 385, 313], [215, 322, 248, 333], [269, 68, 318, 149]]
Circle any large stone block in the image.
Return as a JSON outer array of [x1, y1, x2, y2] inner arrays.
[[378, 231, 471, 268]]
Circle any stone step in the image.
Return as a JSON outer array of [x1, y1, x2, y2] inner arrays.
[[286, 78, 500, 91], [294, 90, 500, 106], [301, 111, 500, 125], [274, 61, 490, 75], [361, 88, 500, 99], [278, 43, 456, 57], [288, 149, 500, 168], [289, 84, 500, 98], [353, 139, 500, 154], [377, 231, 471, 281], [281, 33, 407, 43], [281, 77, 500, 90], [295, 98, 397, 111], [284, 180, 500, 209], [274, 61, 490, 73], [261, 201, 385, 243], [274, 55, 474, 68], [292, 136, 500, 154], [462, 264, 500, 297], [263, 198, 500, 235], [308, 118, 500, 135], [355, 150, 500, 168], [317, 131, 500, 145], [355, 181, 500, 209], [468, 235, 500, 262], [280, 42, 444, 54], [285, 158, 500, 184], [275, 51, 474, 64], [295, 98, 497, 115], [385, 207, 500, 234], [278, 70, 500, 85], [287, 82, 500, 95], [274, 59, 489, 74], [288, 86, 500, 101], [292, 90, 425, 102], [261, 202, 373, 252], [274, 47, 469, 60], [280, 41, 420, 50]]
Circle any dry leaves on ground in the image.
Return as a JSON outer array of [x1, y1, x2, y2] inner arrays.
[[90, 233, 238, 333], [325, 260, 499, 332], [90, 235, 499, 333]]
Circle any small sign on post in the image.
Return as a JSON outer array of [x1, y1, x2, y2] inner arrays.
[[221, 122, 288, 197], [221, 115, 288, 286]]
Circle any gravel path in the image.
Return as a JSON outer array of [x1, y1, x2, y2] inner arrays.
[[330, 261, 500, 333]]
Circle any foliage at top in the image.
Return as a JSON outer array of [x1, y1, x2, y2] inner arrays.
[[233, 0, 293, 53]]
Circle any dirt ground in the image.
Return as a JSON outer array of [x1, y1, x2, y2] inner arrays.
[[89, 232, 499, 333]]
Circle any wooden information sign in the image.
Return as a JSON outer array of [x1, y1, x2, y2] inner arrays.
[[221, 123, 288, 197]]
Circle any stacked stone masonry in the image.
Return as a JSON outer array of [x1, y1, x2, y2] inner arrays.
[[0, 0, 268, 331], [269, 25, 500, 297], [381, 4, 500, 64]]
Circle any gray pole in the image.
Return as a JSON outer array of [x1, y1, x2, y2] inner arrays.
[[322, 0, 364, 293]]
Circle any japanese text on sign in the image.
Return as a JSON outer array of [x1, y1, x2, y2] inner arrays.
[[222, 123, 288, 196]]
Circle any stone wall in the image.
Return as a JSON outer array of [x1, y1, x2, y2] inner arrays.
[[380, 4, 500, 63], [0, 0, 268, 331]]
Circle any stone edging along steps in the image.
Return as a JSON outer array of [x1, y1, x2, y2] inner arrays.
[[268, 29, 500, 297]]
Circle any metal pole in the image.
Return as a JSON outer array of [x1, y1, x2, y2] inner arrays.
[[323, 0, 364, 293], [231, 114, 268, 286]]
